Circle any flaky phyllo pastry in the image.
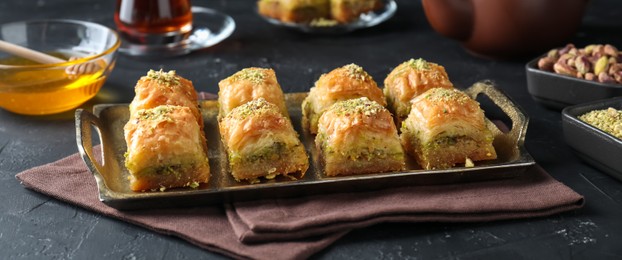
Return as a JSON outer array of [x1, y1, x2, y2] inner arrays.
[[330, 0, 382, 23], [124, 70, 210, 192], [303, 63, 386, 134], [400, 88, 497, 170], [384, 58, 454, 125], [219, 98, 309, 183], [124, 105, 210, 192], [316, 97, 405, 176], [129, 69, 203, 129], [257, 0, 381, 24], [258, 0, 330, 23], [218, 67, 289, 119]]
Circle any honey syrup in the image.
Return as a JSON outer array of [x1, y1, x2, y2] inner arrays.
[[0, 52, 108, 115]]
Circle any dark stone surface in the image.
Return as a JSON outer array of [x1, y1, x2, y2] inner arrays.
[[1, 0, 622, 259]]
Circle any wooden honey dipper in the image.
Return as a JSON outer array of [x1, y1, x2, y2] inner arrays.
[[0, 39, 100, 75]]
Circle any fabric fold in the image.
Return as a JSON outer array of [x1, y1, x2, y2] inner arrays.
[[226, 165, 584, 243], [15, 147, 345, 260], [15, 146, 584, 259]]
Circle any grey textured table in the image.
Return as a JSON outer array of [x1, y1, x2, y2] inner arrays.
[[2, 0, 622, 259]]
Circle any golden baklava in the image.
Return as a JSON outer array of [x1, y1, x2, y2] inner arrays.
[[129, 69, 202, 128], [218, 67, 289, 118], [330, 0, 381, 23], [258, 0, 330, 23], [400, 88, 497, 170], [124, 105, 211, 191], [302, 63, 386, 134], [219, 98, 309, 183], [384, 58, 454, 125], [316, 97, 404, 176]]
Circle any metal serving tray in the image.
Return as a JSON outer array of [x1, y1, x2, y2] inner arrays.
[[76, 81, 534, 210]]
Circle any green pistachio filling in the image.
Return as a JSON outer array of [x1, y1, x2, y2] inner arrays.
[[319, 133, 403, 162], [228, 141, 293, 166]]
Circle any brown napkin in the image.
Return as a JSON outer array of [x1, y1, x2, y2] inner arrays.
[[16, 147, 584, 259], [227, 165, 584, 243]]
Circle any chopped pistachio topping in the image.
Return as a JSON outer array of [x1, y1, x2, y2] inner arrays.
[[227, 98, 277, 119], [230, 68, 267, 84], [406, 58, 431, 70], [579, 107, 622, 139], [136, 106, 175, 122], [465, 157, 475, 167], [343, 63, 370, 81], [423, 88, 471, 104], [189, 181, 200, 189], [147, 69, 180, 86], [330, 97, 384, 116]]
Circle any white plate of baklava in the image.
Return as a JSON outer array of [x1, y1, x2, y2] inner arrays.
[[256, 0, 397, 33], [76, 60, 534, 210]]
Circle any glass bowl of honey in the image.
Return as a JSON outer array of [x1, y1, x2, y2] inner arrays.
[[0, 19, 120, 115]]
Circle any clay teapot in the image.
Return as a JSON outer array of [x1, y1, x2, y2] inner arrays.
[[422, 0, 588, 59]]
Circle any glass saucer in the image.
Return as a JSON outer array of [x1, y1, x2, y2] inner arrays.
[[119, 6, 235, 57], [258, 0, 396, 34]]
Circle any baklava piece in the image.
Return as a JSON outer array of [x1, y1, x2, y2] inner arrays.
[[384, 58, 454, 125], [302, 63, 386, 134], [129, 69, 202, 128], [316, 97, 405, 176], [218, 67, 289, 118], [124, 105, 210, 192], [330, 0, 382, 23], [219, 98, 309, 183], [258, 0, 330, 23], [400, 88, 497, 170]]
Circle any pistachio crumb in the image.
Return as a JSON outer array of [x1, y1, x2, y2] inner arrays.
[[265, 171, 277, 179], [578, 107, 622, 139], [423, 88, 471, 104], [227, 98, 278, 120], [189, 181, 200, 189], [136, 106, 175, 122], [406, 58, 431, 70], [147, 69, 180, 86], [343, 63, 370, 81], [331, 97, 384, 117], [465, 158, 475, 167], [230, 68, 266, 84]]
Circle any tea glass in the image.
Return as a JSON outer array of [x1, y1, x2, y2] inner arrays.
[[114, 0, 235, 57]]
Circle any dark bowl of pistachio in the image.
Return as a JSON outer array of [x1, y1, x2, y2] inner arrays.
[[526, 43, 622, 110], [562, 97, 622, 182]]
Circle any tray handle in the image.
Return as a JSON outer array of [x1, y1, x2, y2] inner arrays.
[[464, 80, 529, 147], [75, 109, 105, 176]]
